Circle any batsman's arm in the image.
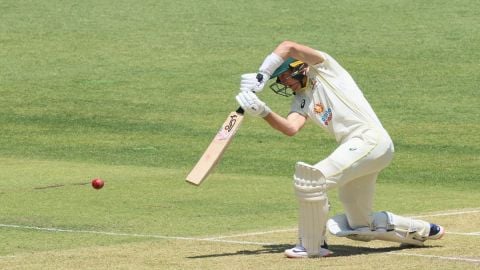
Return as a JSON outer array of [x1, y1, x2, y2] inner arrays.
[[263, 111, 306, 137], [273, 40, 325, 66]]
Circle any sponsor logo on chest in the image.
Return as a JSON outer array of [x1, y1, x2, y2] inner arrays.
[[314, 103, 333, 126]]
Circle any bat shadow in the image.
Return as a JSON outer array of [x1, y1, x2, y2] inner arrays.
[[186, 243, 437, 259]]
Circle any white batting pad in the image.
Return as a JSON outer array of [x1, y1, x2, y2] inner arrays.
[[294, 162, 329, 257], [327, 212, 431, 246]]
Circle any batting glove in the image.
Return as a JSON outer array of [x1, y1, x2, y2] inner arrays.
[[239, 72, 270, 93], [239, 53, 284, 93], [235, 91, 271, 118]]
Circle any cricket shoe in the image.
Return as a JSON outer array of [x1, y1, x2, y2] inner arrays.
[[427, 223, 445, 240], [284, 243, 332, 259]]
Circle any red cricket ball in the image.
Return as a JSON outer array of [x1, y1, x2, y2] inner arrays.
[[91, 178, 104, 189]]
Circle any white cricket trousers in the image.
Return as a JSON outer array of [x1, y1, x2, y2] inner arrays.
[[315, 128, 394, 229]]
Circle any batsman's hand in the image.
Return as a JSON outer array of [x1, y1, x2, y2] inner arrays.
[[240, 72, 270, 93], [236, 91, 271, 118]]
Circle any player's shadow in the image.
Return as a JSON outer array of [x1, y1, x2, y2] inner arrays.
[[186, 243, 435, 259], [186, 244, 291, 259], [326, 244, 436, 257]]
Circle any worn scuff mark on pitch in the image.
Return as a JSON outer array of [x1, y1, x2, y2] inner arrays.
[[33, 182, 89, 190], [33, 184, 66, 190]]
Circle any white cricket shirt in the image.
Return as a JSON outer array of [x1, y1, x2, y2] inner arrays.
[[290, 51, 388, 143]]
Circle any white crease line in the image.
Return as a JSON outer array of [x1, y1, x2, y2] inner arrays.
[[0, 224, 273, 246], [446, 231, 480, 236], [206, 228, 297, 240], [390, 252, 480, 264], [411, 209, 480, 218]]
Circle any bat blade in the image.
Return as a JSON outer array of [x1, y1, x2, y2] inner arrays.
[[186, 107, 244, 186]]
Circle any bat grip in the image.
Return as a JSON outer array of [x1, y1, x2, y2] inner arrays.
[[236, 107, 245, 114]]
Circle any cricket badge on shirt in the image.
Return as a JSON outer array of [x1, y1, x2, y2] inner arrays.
[[314, 103, 324, 113], [314, 103, 332, 125]]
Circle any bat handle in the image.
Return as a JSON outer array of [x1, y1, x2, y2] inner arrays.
[[236, 106, 245, 114]]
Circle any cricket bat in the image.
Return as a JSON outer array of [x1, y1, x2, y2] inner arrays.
[[186, 107, 245, 186]]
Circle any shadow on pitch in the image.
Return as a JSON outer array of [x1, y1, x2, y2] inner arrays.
[[327, 244, 436, 257], [186, 243, 436, 259], [186, 244, 291, 259]]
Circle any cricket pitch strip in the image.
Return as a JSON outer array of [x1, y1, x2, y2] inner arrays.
[[1, 208, 479, 269]]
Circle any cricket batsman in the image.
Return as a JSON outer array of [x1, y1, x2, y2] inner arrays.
[[235, 40, 445, 258]]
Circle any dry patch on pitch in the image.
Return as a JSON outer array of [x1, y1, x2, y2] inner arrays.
[[1, 211, 478, 269]]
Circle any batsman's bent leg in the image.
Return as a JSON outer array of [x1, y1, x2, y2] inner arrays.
[[337, 173, 378, 229], [327, 211, 445, 246]]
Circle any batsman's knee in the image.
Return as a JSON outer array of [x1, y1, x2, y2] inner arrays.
[[293, 161, 327, 201]]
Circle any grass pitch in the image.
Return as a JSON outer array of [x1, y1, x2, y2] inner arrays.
[[0, 0, 479, 269]]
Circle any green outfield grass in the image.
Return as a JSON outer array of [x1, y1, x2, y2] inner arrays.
[[0, 0, 479, 269]]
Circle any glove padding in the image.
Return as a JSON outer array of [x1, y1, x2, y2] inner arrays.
[[239, 72, 270, 93], [235, 91, 271, 118]]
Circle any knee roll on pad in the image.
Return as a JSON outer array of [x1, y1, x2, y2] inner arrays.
[[294, 162, 329, 256], [294, 162, 327, 201], [327, 211, 430, 246]]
